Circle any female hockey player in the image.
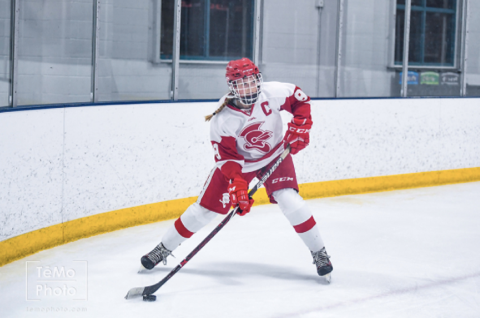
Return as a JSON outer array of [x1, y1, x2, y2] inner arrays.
[[140, 58, 333, 280]]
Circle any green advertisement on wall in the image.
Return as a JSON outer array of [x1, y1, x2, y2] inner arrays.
[[420, 72, 440, 85]]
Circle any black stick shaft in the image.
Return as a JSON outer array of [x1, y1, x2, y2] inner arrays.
[[141, 144, 291, 296]]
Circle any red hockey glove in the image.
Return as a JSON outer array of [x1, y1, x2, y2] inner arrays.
[[227, 178, 254, 216], [284, 118, 312, 155]]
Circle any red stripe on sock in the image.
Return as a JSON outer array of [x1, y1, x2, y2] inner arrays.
[[293, 216, 316, 233], [174, 218, 194, 238]]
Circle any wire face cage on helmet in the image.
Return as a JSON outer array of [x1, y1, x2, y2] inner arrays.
[[225, 58, 263, 106], [227, 73, 263, 106]]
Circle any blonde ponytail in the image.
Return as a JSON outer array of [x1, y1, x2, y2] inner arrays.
[[205, 97, 232, 122]]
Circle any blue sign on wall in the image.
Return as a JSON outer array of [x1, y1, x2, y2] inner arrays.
[[399, 71, 419, 85]]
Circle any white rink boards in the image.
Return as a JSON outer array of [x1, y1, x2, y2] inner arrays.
[[1, 98, 480, 242], [1, 182, 479, 318]]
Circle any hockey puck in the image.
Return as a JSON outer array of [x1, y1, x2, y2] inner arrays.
[[143, 294, 156, 302]]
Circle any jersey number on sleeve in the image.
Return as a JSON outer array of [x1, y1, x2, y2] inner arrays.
[[294, 89, 308, 101]]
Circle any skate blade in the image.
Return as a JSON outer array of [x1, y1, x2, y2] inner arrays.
[[137, 265, 149, 273], [125, 287, 145, 299], [323, 273, 331, 284]]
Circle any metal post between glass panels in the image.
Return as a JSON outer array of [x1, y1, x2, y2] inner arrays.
[[171, 0, 181, 101], [334, 0, 344, 98], [460, 0, 470, 96], [153, 0, 162, 64], [401, 0, 412, 98], [91, 0, 100, 103], [315, 0, 324, 97], [253, 0, 262, 66], [10, 0, 19, 107], [204, 0, 211, 59]]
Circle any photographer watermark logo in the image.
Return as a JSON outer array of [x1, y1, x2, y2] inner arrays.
[[26, 261, 88, 301]]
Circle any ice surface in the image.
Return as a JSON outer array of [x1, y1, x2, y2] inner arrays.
[[1, 182, 480, 318]]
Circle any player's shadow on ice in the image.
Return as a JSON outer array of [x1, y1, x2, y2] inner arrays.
[[139, 261, 328, 286]]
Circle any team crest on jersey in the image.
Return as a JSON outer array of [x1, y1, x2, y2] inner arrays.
[[239, 122, 273, 153]]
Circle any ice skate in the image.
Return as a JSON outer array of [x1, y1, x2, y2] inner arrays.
[[311, 247, 333, 283], [140, 243, 173, 270]]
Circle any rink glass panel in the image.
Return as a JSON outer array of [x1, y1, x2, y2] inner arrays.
[[16, 0, 93, 106], [395, 0, 457, 66], [95, 0, 171, 102], [0, 0, 11, 107], [336, 0, 397, 97], [259, 0, 335, 98], [394, 0, 461, 97], [160, 0, 254, 61], [1, 0, 479, 106], [174, 0, 255, 100]]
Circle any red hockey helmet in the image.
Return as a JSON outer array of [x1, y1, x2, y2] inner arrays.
[[225, 58, 263, 105], [225, 58, 260, 81]]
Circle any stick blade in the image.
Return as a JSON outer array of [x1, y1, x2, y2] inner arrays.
[[125, 287, 145, 299]]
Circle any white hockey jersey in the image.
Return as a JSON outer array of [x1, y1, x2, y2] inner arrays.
[[210, 81, 311, 174]]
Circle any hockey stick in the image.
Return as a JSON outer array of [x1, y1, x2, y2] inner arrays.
[[125, 144, 291, 300]]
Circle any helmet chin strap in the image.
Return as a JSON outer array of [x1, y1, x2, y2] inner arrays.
[[233, 98, 253, 110], [238, 91, 260, 107]]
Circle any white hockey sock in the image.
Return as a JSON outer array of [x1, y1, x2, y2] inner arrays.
[[162, 202, 217, 251], [296, 223, 325, 253], [273, 188, 325, 252]]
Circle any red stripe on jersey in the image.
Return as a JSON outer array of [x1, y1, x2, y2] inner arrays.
[[174, 218, 194, 238], [293, 216, 316, 233]]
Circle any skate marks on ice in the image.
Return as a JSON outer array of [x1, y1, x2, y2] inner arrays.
[[275, 270, 480, 318]]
